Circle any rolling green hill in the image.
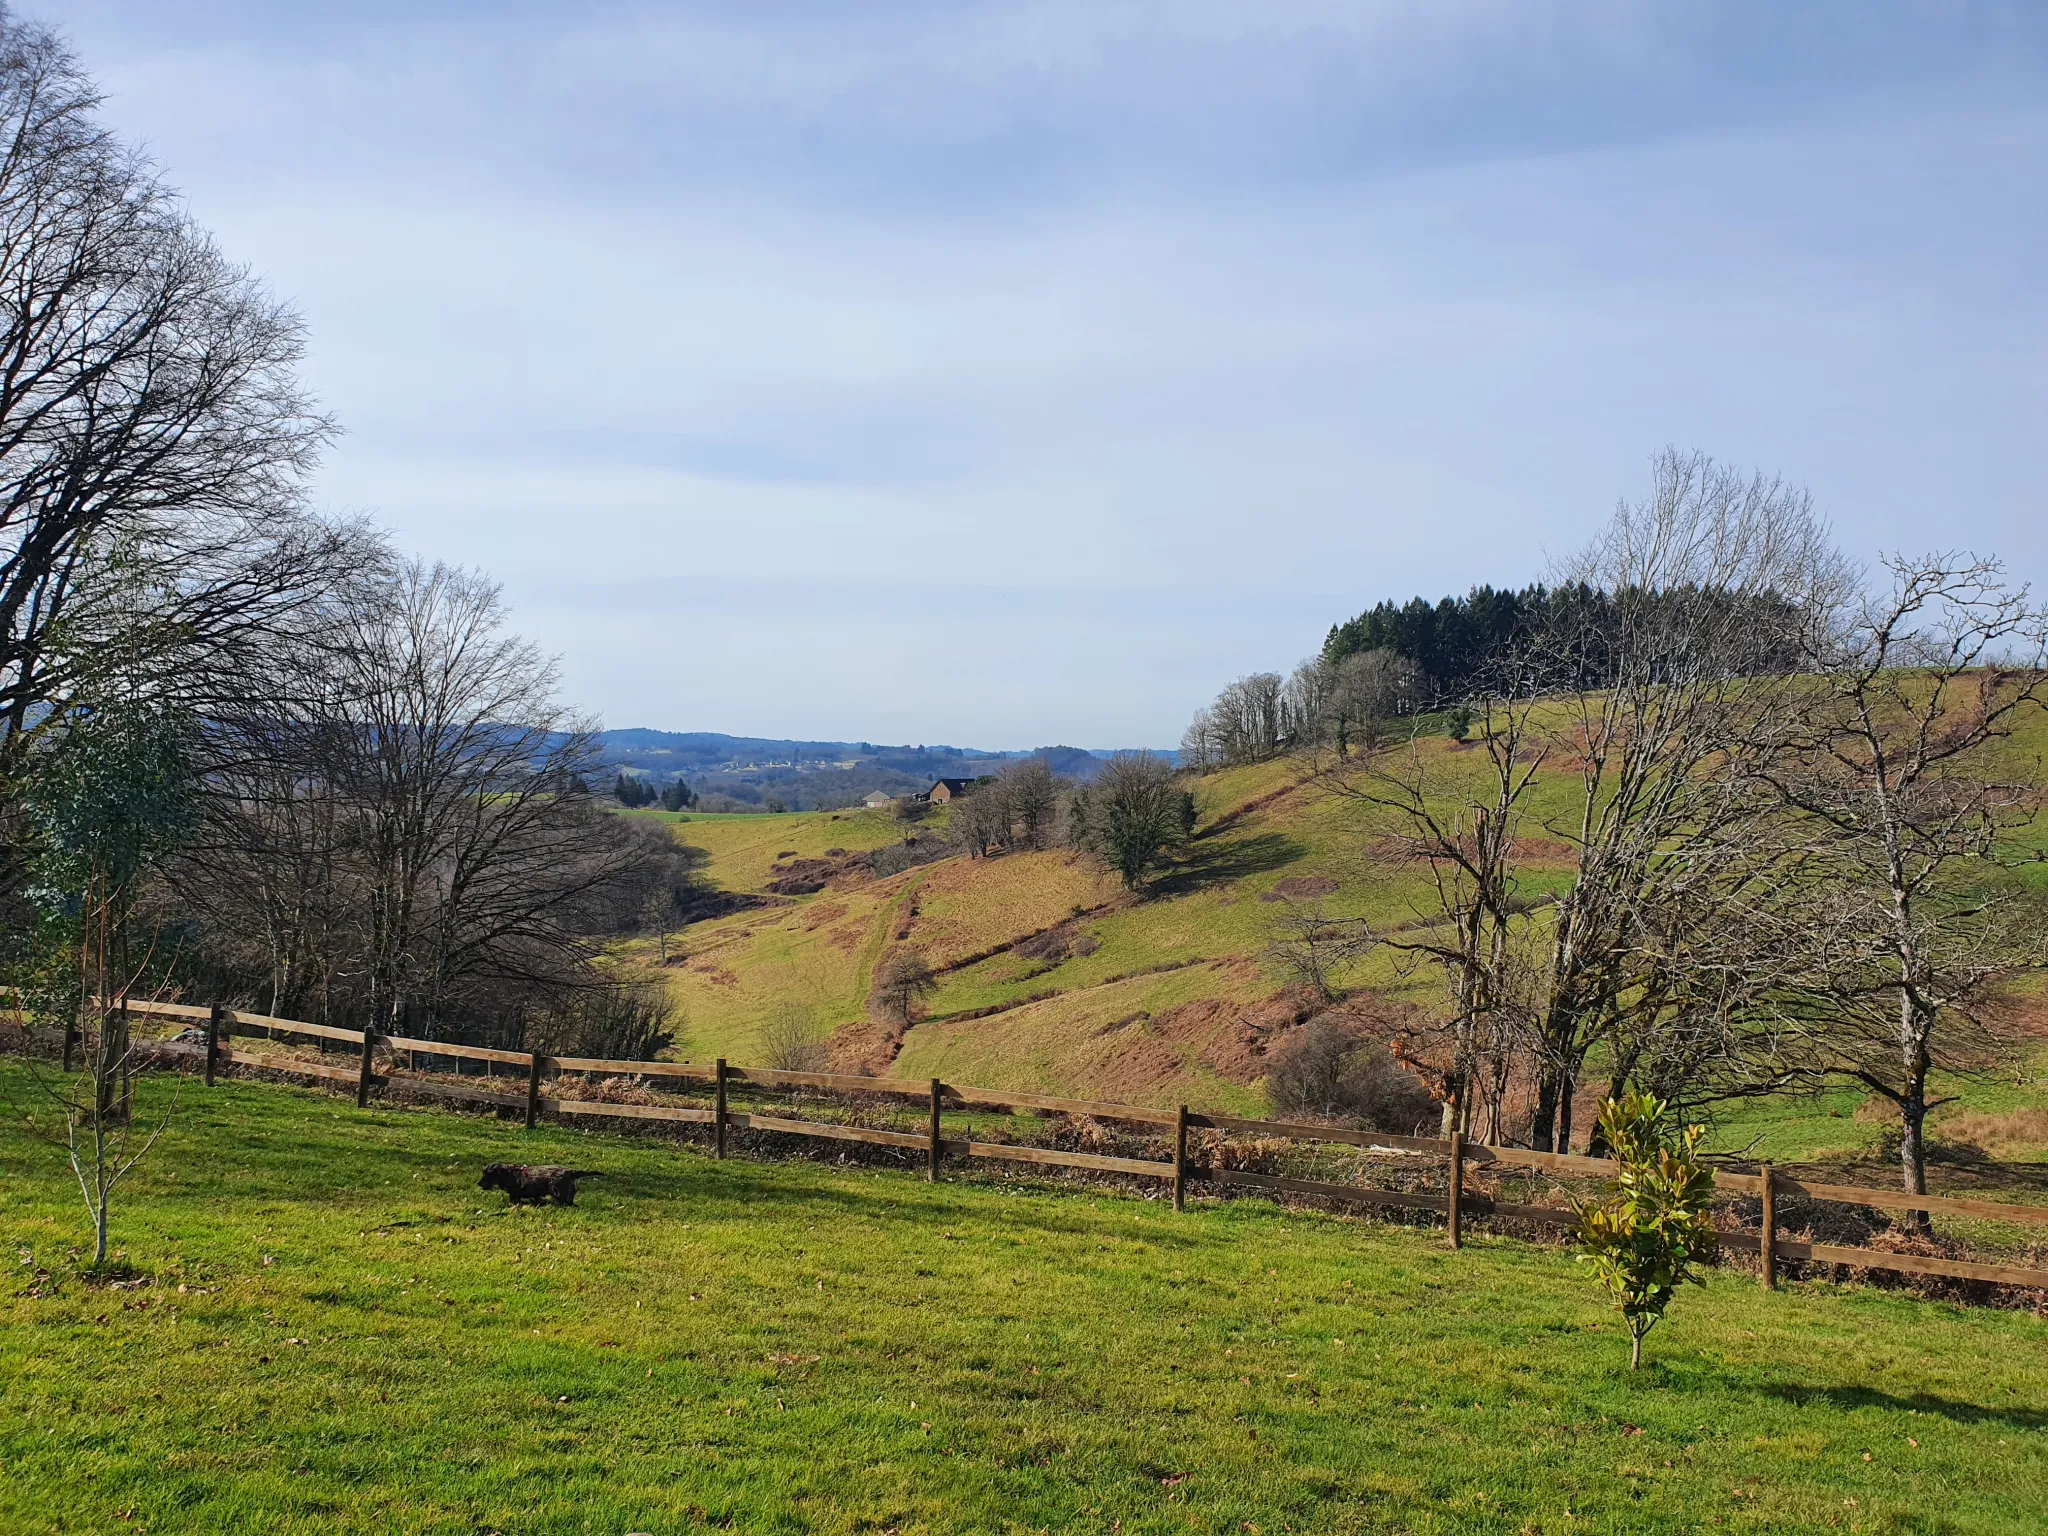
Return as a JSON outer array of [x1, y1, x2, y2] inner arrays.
[[626, 714, 2048, 1166]]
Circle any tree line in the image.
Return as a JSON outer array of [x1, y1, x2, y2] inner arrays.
[[1189, 450, 2048, 1199], [1320, 580, 1806, 708]]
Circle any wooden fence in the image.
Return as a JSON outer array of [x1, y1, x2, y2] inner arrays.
[[115, 999, 2048, 1294]]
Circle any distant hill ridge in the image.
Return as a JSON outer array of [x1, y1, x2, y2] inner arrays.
[[591, 730, 1168, 812]]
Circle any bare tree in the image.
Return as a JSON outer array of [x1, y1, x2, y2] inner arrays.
[[1180, 707, 1220, 773], [874, 950, 937, 1025], [1511, 449, 1850, 1150], [1761, 554, 2048, 1198], [1328, 649, 1424, 755], [1201, 672, 1286, 766], [0, 13, 347, 803], [1330, 682, 1543, 1138], [1265, 898, 1373, 1003], [950, 779, 1008, 858], [1000, 758, 1059, 849], [1326, 450, 1852, 1151], [760, 1001, 829, 1072], [161, 560, 664, 1046], [1279, 658, 1334, 752]]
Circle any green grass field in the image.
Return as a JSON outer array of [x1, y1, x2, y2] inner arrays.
[[4, 1068, 2046, 1534]]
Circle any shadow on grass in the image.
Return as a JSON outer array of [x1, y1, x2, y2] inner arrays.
[[1659, 1358, 2048, 1432], [1757, 1380, 2048, 1431], [1147, 831, 1306, 900]]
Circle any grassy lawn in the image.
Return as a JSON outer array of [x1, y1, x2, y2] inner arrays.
[[4, 1068, 2047, 1534]]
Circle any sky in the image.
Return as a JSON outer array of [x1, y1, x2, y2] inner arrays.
[[41, 0, 2048, 748]]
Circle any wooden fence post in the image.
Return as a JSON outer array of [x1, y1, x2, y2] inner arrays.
[[205, 1003, 223, 1087], [356, 1028, 377, 1108], [1759, 1161, 1777, 1291], [714, 1059, 728, 1160], [928, 1079, 943, 1182], [1447, 1125, 1464, 1249], [1173, 1104, 1189, 1213], [526, 1052, 545, 1130]]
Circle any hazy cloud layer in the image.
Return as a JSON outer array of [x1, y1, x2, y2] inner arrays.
[[48, 0, 2048, 744]]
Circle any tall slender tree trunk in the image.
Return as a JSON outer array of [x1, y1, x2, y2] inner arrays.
[[1531, 1073, 1560, 1152]]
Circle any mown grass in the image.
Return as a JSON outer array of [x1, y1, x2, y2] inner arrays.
[[4, 1067, 2047, 1534]]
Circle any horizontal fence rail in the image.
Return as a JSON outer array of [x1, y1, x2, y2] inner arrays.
[[106, 998, 2048, 1295]]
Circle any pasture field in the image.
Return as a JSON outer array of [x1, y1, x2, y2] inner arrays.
[[4, 1068, 2047, 1535]]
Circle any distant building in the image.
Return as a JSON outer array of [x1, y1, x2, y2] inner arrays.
[[863, 789, 896, 810], [926, 777, 976, 804]]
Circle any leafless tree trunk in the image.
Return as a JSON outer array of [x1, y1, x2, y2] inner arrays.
[[1264, 898, 1374, 1004], [999, 758, 1059, 849], [160, 560, 669, 1046], [1759, 554, 2048, 1201], [1519, 449, 1849, 1150], [1326, 450, 1851, 1151], [1326, 682, 1541, 1138]]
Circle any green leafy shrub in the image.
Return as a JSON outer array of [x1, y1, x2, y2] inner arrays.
[[1574, 1091, 1718, 1369]]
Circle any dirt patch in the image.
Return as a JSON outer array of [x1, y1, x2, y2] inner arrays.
[[1258, 876, 1339, 903], [1981, 988, 2048, 1040], [801, 901, 850, 931]]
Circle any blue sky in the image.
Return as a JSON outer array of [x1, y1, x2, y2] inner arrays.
[[46, 1, 2048, 747]]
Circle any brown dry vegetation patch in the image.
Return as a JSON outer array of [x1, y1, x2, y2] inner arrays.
[[1258, 875, 1339, 903], [1932, 1106, 2048, 1161], [765, 849, 876, 896], [1981, 988, 2048, 1041], [1013, 921, 1101, 963], [826, 1017, 907, 1077], [800, 901, 849, 930], [1079, 1030, 1190, 1102], [1080, 985, 1411, 1093]]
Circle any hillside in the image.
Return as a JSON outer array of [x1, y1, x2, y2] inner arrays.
[[625, 712, 2048, 1170], [4, 1069, 2044, 1535]]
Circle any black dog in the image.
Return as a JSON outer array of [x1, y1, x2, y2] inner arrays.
[[479, 1163, 605, 1206]]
